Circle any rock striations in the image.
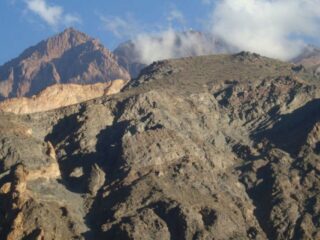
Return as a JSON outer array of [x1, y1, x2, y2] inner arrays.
[[0, 28, 130, 100], [0, 52, 320, 240]]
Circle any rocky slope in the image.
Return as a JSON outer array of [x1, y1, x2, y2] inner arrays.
[[0, 79, 127, 114], [0, 52, 320, 240], [0, 28, 130, 100]]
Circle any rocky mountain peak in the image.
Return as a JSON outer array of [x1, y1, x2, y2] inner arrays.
[[0, 28, 130, 100], [19, 28, 92, 62], [43, 27, 91, 48]]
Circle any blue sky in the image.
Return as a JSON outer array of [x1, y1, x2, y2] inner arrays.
[[1, 0, 320, 65], [0, 0, 215, 65]]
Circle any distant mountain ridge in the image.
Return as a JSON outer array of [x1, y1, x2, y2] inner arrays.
[[0, 28, 130, 100], [113, 31, 236, 78], [1, 27, 320, 116], [113, 32, 320, 79], [293, 45, 320, 75]]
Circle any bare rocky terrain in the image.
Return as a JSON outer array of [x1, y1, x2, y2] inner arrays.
[[0, 28, 130, 100], [0, 52, 320, 240]]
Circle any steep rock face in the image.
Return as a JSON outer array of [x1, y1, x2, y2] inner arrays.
[[0, 115, 87, 240], [0, 53, 320, 239], [0, 79, 127, 114], [0, 28, 130, 100]]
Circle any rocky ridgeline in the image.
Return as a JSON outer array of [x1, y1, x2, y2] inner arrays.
[[0, 53, 320, 239]]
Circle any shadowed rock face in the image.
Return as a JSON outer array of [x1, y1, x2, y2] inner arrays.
[[113, 41, 147, 79], [0, 28, 130, 100], [1, 53, 320, 239]]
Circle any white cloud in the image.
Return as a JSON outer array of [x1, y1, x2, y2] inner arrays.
[[210, 0, 320, 60], [133, 29, 221, 64], [25, 0, 81, 28], [26, 0, 62, 26], [102, 12, 225, 65], [105, 0, 320, 64]]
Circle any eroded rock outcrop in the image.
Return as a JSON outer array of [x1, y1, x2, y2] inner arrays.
[[0, 116, 87, 239]]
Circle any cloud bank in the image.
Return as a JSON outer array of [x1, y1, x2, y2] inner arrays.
[[25, 0, 81, 28], [104, 11, 230, 64], [106, 0, 320, 64], [133, 30, 227, 64], [211, 0, 320, 60]]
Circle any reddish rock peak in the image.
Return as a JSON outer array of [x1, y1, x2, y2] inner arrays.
[[0, 28, 130, 99]]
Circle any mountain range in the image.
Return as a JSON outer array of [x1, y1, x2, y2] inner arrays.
[[0, 28, 319, 114], [0, 28, 320, 240]]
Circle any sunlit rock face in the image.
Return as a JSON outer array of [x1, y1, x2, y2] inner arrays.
[[0, 28, 130, 100], [0, 79, 127, 114]]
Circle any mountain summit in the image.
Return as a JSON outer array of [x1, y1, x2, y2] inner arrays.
[[0, 28, 130, 100]]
